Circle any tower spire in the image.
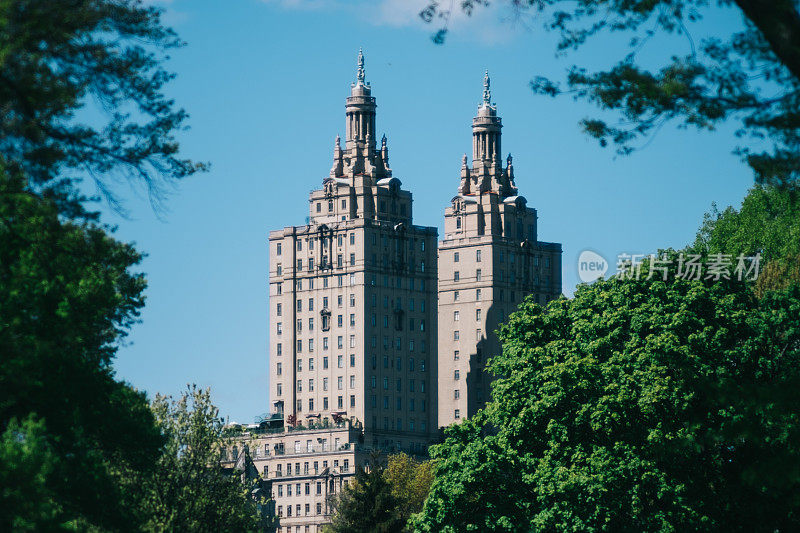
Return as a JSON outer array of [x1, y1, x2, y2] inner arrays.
[[482, 70, 491, 106], [356, 48, 366, 86]]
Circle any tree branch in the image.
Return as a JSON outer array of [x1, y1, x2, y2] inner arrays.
[[733, 0, 800, 83]]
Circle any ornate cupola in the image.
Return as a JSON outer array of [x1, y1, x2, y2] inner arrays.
[[345, 49, 377, 153], [472, 71, 502, 165]]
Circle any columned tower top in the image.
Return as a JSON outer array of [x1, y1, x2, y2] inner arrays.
[[346, 49, 377, 152], [458, 72, 516, 198]]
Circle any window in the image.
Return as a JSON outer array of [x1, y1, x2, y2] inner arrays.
[[350, 335, 356, 348], [476, 288, 481, 300], [277, 322, 282, 335], [350, 253, 355, 266], [476, 328, 482, 340], [338, 376, 343, 390], [323, 377, 328, 391], [309, 358, 314, 370], [350, 314, 355, 327], [455, 409, 461, 419], [476, 269, 482, 281], [276, 303, 282, 316], [454, 331, 460, 341], [276, 383, 282, 396], [454, 370, 460, 380], [371, 376, 376, 388], [308, 338, 314, 352], [350, 395, 355, 408], [337, 254, 343, 268], [276, 362, 282, 375], [277, 242, 282, 255], [350, 354, 355, 367], [296, 258, 302, 271], [454, 350, 459, 360], [277, 343, 282, 356], [350, 294, 355, 307], [454, 291, 459, 301], [454, 271, 460, 282], [338, 314, 343, 328], [323, 396, 329, 410], [456, 217, 461, 229], [454, 252, 459, 262], [454, 311, 460, 321], [338, 354, 343, 368], [338, 336, 343, 349], [454, 389, 460, 399], [338, 396, 343, 409], [476, 249, 481, 262], [476, 309, 482, 321], [350, 233, 355, 245], [297, 379, 302, 392]]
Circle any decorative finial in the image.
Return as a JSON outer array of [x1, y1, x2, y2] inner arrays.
[[357, 48, 365, 85], [335, 135, 341, 148], [462, 154, 468, 167], [483, 70, 491, 105], [381, 134, 387, 148], [507, 153, 512, 165]]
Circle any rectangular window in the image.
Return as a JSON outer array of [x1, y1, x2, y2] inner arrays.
[[476, 249, 481, 262], [454, 370, 460, 380], [454, 271, 460, 282], [454, 310, 460, 321], [454, 389, 460, 399], [476, 269, 482, 281], [277, 242, 282, 255], [350, 253, 355, 266], [476, 309, 482, 321], [350, 335, 356, 348], [350, 354, 355, 367], [277, 343, 282, 356], [350, 314, 355, 327], [338, 376, 343, 390], [350, 395, 355, 408], [455, 409, 461, 419], [350, 375, 355, 388], [454, 252, 459, 262], [454, 291, 459, 301], [276, 303, 282, 316], [454, 331, 460, 341]]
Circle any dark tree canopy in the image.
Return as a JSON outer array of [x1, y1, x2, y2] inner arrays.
[[0, 0, 205, 213], [422, 0, 800, 187], [0, 168, 163, 530], [412, 269, 800, 531], [325, 453, 406, 533]]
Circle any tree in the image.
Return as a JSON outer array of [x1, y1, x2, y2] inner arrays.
[[0, 0, 205, 214], [422, 0, 800, 186], [325, 452, 405, 533], [384, 453, 435, 527], [145, 385, 265, 532], [690, 182, 800, 295], [412, 271, 800, 531], [0, 168, 164, 531], [0, 416, 63, 531]]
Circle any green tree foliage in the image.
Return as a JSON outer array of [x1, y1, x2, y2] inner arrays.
[[0, 0, 205, 213], [412, 272, 800, 531], [0, 416, 63, 531], [690, 182, 800, 295], [421, 0, 800, 186], [325, 453, 405, 533], [0, 169, 164, 530], [145, 385, 264, 532], [384, 453, 435, 526]]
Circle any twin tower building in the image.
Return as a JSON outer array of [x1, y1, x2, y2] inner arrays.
[[255, 52, 561, 531]]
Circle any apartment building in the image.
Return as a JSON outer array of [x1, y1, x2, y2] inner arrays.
[[222, 54, 562, 533], [437, 72, 563, 427]]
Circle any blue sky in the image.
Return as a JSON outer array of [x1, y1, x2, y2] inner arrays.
[[101, 0, 754, 423]]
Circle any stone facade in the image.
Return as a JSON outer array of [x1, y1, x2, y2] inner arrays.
[[224, 53, 562, 533]]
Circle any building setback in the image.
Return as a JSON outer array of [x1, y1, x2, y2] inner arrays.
[[222, 53, 562, 533]]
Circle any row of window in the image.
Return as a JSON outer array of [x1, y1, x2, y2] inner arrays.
[[453, 309, 482, 321], [372, 415, 427, 432], [370, 376, 426, 393], [276, 232, 428, 256], [313, 196, 408, 216], [451, 249, 551, 267], [294, 374, 356, 392], [452, 329, 482, 342]]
